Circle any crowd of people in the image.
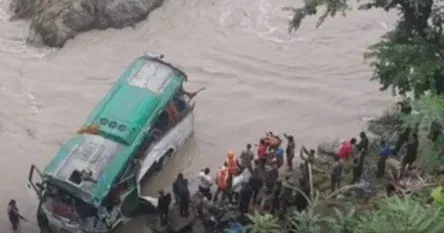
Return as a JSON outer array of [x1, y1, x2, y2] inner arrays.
[[155, 128, 420, 229]]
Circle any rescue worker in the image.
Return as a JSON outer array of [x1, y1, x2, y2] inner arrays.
[[213, 164, 231, 203], [239, 182, 253, 214], [198, 168, 213, 200], [239, 144, 255, 172], [157, 190, 172, 226], [226, 150, 240, 176], [284, 134, 296, 170], [7, 199, 26, 231]]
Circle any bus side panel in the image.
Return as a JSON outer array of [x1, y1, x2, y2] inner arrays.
[[137, 111, 194, 183]]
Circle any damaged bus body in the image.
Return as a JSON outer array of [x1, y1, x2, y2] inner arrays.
[[26, 54, 195, 233]]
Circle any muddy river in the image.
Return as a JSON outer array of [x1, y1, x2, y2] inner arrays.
[[0, 0, 395, 232]]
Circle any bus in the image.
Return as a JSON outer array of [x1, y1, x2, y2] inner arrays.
[[26, 53, 195, 233]]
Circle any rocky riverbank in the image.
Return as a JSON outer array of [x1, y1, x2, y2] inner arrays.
[[9, 0, 163, 47]]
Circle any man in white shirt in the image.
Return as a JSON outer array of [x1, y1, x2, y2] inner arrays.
[[198, 168, 213, 200]]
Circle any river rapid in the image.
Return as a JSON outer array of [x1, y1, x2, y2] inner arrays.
[[0, 0, 395, 232]]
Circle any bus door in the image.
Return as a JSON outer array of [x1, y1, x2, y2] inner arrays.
[[27, 164, 44, 202], [115, 162, 140, 218]]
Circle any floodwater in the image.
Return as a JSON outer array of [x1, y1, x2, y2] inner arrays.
[[0, 0, 396, 232]]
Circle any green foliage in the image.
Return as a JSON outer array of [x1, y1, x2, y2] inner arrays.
[[244, 197, 444, 233], [288, 206, 331, 233], [404, 95, 444, 170], [243, 212, 282, 233], [351, 197, 444, 233], [285, 0, 444, 96]]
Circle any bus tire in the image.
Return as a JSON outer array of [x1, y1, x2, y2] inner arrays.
[[155, 150, 173, 171]]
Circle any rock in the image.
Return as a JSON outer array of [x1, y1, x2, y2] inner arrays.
[[10, 0, 164, 47]]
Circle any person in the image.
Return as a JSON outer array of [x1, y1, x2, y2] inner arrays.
[[264, 162, 279, 194], [213, 165, 231, 203], [179, 86, 202, 100], [331, 156, 343, 192], [284, 134, 296, 170], [198, 168, 213, 200], [177, 178, 190, 217], [239, 144, 255, 171], [351, 157, 363, 184], [257, 139, 268, 162], [270, 180, 282, 215], [300, 146, 315, 185], [338, 138, 356, 160], [377, 140, 391, 178], [394, 126, 410, 156], [157, 190, 172, 226], [239, 183, 253, 214], [279, 176, 293, 219], [275, 147, 285, 168], [7, 199, 26, 231], [401, 132, 419, 175], [249, 162, 264, 206], [356, 132, 369, 156], [172, 173, 185, 204], [226, 150, 240, 176]]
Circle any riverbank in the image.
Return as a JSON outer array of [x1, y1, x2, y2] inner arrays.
[[8, 0, 163, 47]]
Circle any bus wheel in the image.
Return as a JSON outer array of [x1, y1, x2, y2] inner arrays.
[[155, 150, 173, 171]]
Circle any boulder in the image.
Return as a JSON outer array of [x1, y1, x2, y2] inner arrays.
[[10, 0, 163, 47]]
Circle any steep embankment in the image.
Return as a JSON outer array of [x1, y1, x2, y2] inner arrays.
[[9, 0, 163, 47]]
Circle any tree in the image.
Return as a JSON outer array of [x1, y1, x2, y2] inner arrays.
[[284, 0, 444, 97]]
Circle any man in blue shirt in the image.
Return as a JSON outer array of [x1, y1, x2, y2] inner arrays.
[[377, 140, 391, 178]]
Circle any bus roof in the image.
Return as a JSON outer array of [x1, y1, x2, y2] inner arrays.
[[43, 55, 187, 203]]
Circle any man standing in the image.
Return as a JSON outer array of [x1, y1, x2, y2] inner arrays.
[[331, 156, 343, 192], [377, 140, 391, 178], [7, 199, 26, 231], [284, 134, 296, 170], [249, 160, 264, 206], [173, 174, 190, 217], [238, 183, 253, 214], [401, 132, 419, 175], [198, 168, 213, 200], [157, 190, 172, 226], [264, 162, 279, 194], [239, 144, 255, 172]]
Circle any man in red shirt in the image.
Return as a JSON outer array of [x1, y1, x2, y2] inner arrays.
[[338, 138, 357, 160], [258, 139, 268, 161]]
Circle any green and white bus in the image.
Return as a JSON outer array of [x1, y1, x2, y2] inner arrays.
[[26, 53, 195, 233]]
